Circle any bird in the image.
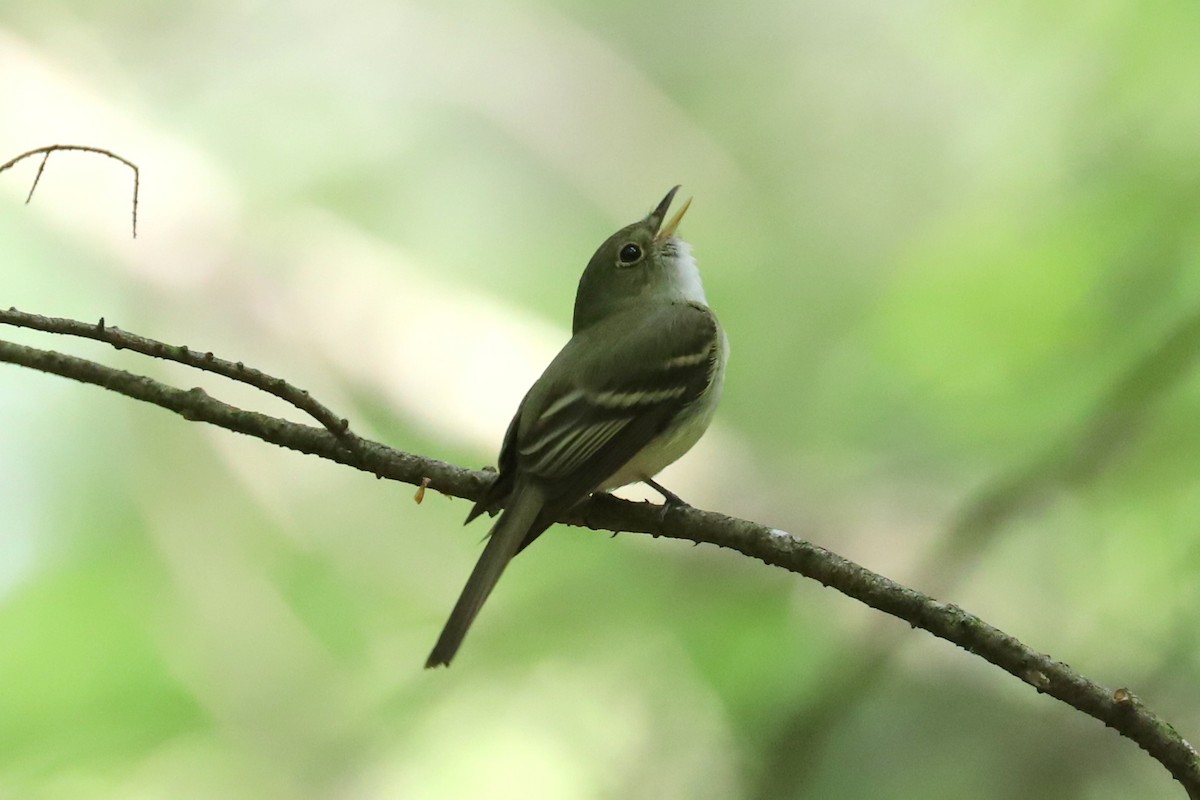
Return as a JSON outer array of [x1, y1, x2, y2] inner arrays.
[[426, 186, 727, 667]]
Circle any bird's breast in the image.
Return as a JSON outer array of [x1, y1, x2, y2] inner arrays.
[[599, 323, 727, 491]]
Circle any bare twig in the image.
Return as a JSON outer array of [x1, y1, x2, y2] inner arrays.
[[0, 326, 1197, 796], [0, 144, 140, 237], [0, 306, 360, 453], [26, 151, 51, 204], [0, 336, 486, 502]]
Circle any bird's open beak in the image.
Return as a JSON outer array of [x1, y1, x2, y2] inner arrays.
[[649, 185, 693, 241]]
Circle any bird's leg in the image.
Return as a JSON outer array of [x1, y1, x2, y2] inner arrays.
[[644, 477, 690, 508]]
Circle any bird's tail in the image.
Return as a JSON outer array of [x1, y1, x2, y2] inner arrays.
[[425, 484, 546, 668]]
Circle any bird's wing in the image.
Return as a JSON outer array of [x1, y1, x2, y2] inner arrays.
[[515, 301, 721, 507]]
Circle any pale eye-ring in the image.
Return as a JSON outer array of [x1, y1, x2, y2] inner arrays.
[[618, 243, 643, 265]]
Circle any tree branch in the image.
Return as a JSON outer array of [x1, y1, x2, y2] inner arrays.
[[1, 319, 1198, 797], [756, 304, 1200, 798], [0, 307, 360, 451]]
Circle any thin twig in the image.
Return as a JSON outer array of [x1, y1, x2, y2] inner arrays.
[[25, 152, 51, 204], [0, 329, 1197, 797], [0, 307, 360, 453], [0, 144, 139, 237]]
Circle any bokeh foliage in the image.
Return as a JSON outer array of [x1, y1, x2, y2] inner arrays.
[[3, 0, 1200, 797]]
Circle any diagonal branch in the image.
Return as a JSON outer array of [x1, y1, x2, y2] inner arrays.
[[755, 304, 1200, 798], [0, 327, 1198, 797]]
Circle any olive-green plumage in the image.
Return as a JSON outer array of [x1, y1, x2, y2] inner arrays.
[[426, 187, 727, 668]]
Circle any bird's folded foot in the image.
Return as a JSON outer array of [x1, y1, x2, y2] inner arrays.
[[644, 477, 689, 509]]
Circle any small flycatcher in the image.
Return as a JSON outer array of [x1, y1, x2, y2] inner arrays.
[[427, 186, 727, 667]]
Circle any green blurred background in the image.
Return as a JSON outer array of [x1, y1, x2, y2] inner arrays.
[[3, 0, 1200, 797]]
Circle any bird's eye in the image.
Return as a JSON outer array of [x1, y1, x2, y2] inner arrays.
[[618, 243, 643, 265]]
